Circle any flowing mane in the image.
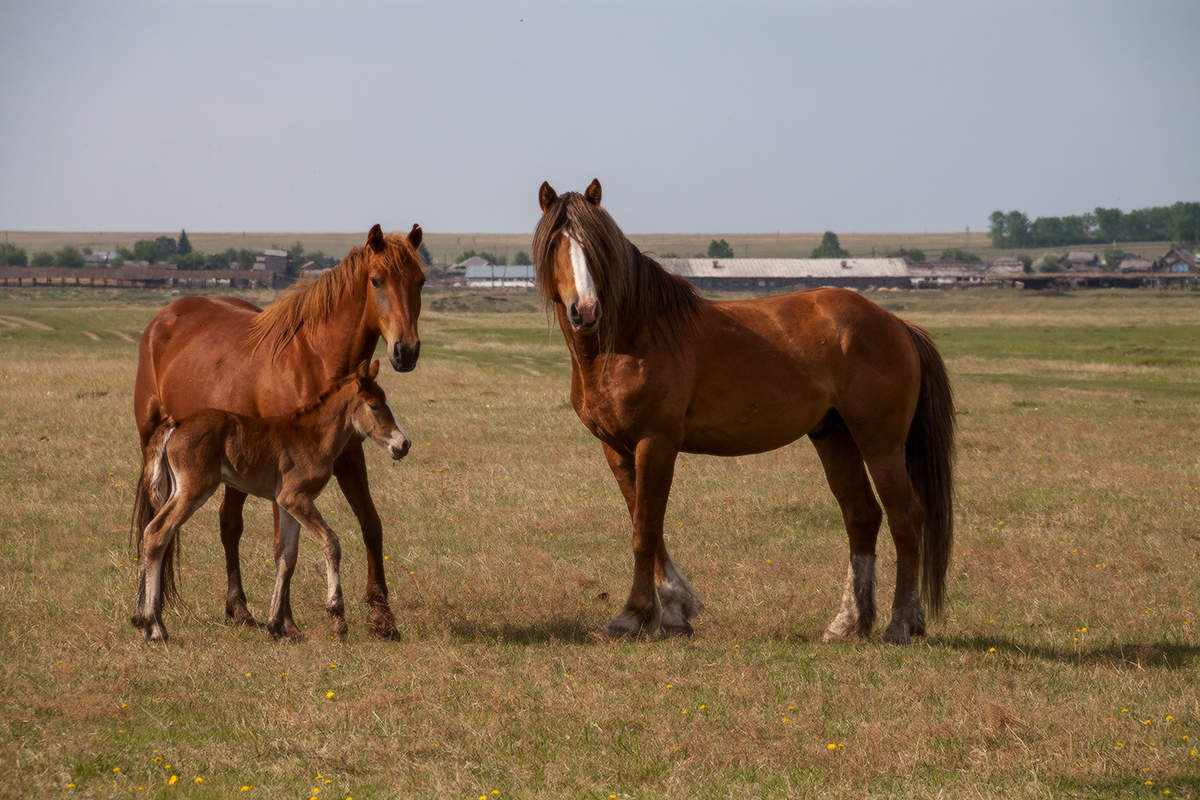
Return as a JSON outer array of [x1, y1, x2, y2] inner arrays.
[[533, 192, 700, 349], [247, 245, 372, 358]]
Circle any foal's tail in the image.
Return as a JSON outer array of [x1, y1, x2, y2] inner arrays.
[[904, 323, 956, 620], [132, 418, 181, 606]]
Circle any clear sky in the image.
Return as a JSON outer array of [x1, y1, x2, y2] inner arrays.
[[1, 0, 1197, 234]]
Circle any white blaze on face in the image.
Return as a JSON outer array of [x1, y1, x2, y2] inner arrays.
[[564, 231, 596, 304]]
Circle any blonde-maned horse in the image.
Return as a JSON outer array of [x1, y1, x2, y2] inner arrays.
[[133, 224, 424, 638]]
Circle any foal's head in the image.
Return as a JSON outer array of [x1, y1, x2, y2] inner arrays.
[[347, 360, 410, 460], [362, 224, 425, 372], [533, 178, 623, 334]]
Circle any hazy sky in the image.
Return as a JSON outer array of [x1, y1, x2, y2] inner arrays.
[[2, 0, 1197, 234]]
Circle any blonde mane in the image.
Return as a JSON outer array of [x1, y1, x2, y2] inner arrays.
[[247, 234, 419, 358]]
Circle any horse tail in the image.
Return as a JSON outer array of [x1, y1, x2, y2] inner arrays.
[[135, 418, 182, 606], [904, 323, 955, 620]]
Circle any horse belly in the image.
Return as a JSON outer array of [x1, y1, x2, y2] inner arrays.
[[683, 398, 823, 456]]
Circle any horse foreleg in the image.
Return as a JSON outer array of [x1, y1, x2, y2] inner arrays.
[[812, 429, 883, 641], [218, 487, 257, 627], [266, 509, 303, 641], [280, 495, 347, 640], [334, 442, 398, 639], [604, 437, 678, 639], [864, 448, 926, 644]]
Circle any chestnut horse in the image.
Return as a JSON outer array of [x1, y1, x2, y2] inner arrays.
[[132, 360, 410, 643], [133, 224, 424, 638], [534, 180, 955, 644]]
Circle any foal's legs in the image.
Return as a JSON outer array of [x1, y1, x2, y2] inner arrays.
[[811, 429, 884, 641], [602, 438, 696, 638], [278, 494, 347, 639], [132, 481, 217, 642], [333, 441, 398, 639], [218, 487, 258, 627], [265, 509, 303, 641]]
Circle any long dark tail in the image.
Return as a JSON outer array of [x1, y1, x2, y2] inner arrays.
[[904, 323, 955, 620], [132, 419, 181, 606]]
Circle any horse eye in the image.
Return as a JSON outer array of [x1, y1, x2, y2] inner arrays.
[[370, 276, 381, 288], [368, 402, 382, 411]]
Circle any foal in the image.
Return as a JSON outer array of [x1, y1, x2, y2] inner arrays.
[[131, 360, 410, 642]]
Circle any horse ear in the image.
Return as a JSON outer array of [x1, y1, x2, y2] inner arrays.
[[355, 360, 370, 381], [584, 178, 602, 206], [367, 224, 385, 253], [538, 181, 558, 212], [407, 223, 422, 250], [368, 359, 380, 380]]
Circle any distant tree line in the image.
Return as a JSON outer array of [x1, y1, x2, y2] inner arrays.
[[989, 202, 1200, 249], [0, 230, 350, 277]]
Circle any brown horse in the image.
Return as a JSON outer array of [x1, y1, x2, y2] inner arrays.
[[533, 180, 955, 644], [132, 360, 410, 642], [133, 224, 424, 638]]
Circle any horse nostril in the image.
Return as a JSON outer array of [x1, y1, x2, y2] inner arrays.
[[568, 302, 582, 325]]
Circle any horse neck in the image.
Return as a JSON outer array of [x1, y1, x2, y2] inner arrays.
[[293, 383, 361, 456], [312, 280, 380, 375]]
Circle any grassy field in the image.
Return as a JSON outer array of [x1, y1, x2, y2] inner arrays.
[[0, 286, 1197, 798], [2, 230, 1174, 266]]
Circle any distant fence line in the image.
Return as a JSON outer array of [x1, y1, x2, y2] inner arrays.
[[0, 267, 293, 289]]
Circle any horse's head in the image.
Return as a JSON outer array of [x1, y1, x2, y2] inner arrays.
[[534, 179, 607, 334], [348, 359, 410, 460], [363, 223, 425, 372]]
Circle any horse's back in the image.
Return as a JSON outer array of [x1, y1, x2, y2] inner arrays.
[[681, 288, 921, 455]]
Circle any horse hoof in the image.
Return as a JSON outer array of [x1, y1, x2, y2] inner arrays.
[[268, 625, 305, 643], [226, 607, 261, 628], [604, 614, 647, 640], [661, 621, 694, 637], [366, 604, 400, 640], [145, 626, 168, 644], [882, 624, 912, 645]]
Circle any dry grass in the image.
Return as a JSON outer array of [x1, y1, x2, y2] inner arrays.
[[2, 230, 1173, 266], [0, 286, 1197, 798]]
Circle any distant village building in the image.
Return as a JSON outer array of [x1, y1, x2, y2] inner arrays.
[[464, 264, 535, 288], [1159, 248, 1196, 273], [83, 251, 119, 266], [1117, 255, 1154, 272], [989, 257, 1025, 274], [1065, 251, 1099, 270], [445, 255, 490, 277], [253, 248, 289, 272], [659, 258, 911, 290]]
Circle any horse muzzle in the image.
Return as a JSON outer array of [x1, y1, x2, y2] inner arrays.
[[568, 300, 601, 332], [390, 340, 420, 372], [389, 437, 411, 460]]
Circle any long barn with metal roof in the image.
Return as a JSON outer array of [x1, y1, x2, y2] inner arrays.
[[658, 257, 912, 290]]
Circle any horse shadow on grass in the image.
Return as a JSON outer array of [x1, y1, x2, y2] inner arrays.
[[928, 634, 1200, 670], [448, 616, 597, 645]]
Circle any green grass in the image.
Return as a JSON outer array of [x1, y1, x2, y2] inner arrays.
[[0, 288, 1197, 798]]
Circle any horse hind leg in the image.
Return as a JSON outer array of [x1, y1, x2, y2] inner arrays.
[[811, 426, 884, 642], [863, 446, 926, 644], [132, 485, 210, 642]]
